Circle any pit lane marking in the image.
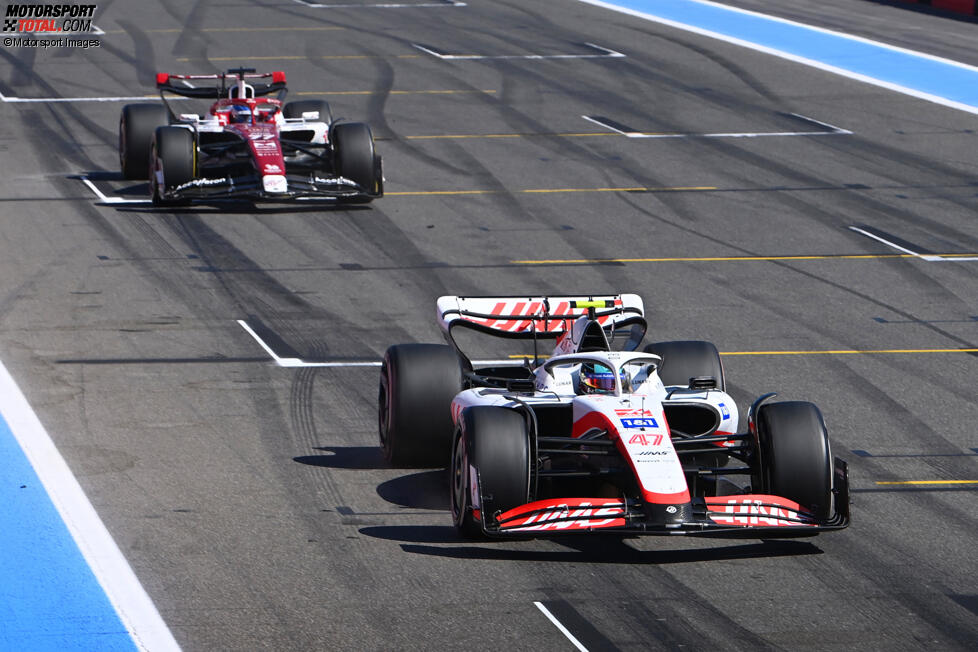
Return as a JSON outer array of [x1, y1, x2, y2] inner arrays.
[[876, 480, 978, 485], [412, 42, 625, 60], [0, 91, 187, 104], [298, 89, 496, 96], [848, 225, 978, 262], [513, 253, 978, 264], [534, 602, 589, 652], [178, 54, 423, 62], [79, 176, 150, 204], [387, 186, 714, 196], [102, 26, 346, 33], [583, 113, 852, 138], [0, 361, 179, 650]]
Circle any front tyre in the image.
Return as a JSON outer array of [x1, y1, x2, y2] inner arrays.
[[754, 401, 833, 521], [332, 122, 380, 202], [452, 407, 531, 537], [150, 126, 196, 205]]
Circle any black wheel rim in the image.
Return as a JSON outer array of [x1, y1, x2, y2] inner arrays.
[[450, 431, 468, 527]]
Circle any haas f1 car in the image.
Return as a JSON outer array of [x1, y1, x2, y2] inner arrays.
[[118, 68, 383, 204], [379, 295, 850, 538]]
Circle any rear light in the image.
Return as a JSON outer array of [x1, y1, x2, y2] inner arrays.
[[156, 73, 170, 85], [272, 71, 286, 84]]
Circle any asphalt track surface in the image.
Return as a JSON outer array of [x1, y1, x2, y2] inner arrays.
[[1, 0, 977, 649]]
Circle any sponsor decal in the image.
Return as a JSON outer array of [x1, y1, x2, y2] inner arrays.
[[621, 417, 659, 429], [3, 4, 99, 45], [627, 432, 663, 446], [710, 498, 807, 527], [510, 501, 625, 531], [719, 402, 730, 420], [463, 298, 622, 334], [263, 163, 282, 174], [615, 408, 654, 417]]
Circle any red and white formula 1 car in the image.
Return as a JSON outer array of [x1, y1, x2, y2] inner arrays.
[[379, 294, 850, 538], [118, 68, 382, 204]]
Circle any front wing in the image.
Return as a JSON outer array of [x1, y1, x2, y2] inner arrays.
[[481, 459, 850, 538], [159, 172, 382, 202]]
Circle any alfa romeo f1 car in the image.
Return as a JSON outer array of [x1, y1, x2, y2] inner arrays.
[[379, 294, 850, 538], [118, 68, 383, 204]]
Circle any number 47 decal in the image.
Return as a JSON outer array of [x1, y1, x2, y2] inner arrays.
[[629, 433, 663, 446]]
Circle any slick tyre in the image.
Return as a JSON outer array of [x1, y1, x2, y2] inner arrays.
[[754, 401, 833, 521], [119, 104, 168, 180], [643, 340, 725, 391], [451, 407, 530, 538], [332, 122, 379, 202], [378, 344, 462, 467], [151, 127, 195, 205], [283, 99, 333, 122]]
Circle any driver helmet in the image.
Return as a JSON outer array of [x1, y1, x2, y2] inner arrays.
[[230, 105, 252, 124], [578, 361, 624, 395]]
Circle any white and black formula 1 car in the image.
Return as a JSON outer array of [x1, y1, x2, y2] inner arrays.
[[379, 294, 850, 538], [118, 68, 383, 204]]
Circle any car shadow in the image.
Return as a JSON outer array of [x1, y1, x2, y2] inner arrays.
[[358, 527, 823, 564], [294, 446, 388, 470]]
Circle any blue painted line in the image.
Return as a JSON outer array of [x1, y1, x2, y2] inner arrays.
[[0, 413, 135, 652], [581, 0, 978, 112]]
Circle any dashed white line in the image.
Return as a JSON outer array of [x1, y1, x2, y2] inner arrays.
[[80, 176, 151, 204], [848, 226, 943, 262], [413, 42, 625, 60], [583, 112, 851, 139], [534, 602, 589, 652]]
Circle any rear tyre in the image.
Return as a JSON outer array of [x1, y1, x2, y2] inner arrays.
[[451, 407, 530, 538], [378, 344, 462, 467], [119, 104, 168, 180], [151, 127, 195, 205], [283, 99, 333, 122], [332, 122, 379, 202], [754, 401, 833, 521], [643, 340, 725, 391]]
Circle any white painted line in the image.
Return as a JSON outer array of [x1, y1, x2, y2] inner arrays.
[[236, 320, 536, 369], [576, 0, 978, 116], [0, 89, 182, 104], [0, 361, 180, 651], [582, 115, 639, 136], [293, 0, 465, 7], [412, 42, 624, 61], [79, 176, 152, 205], [848, 226, 943, 262], [582, 113, 852, 139], [534, 602, 588, 652], [789, 113, 852, 134]]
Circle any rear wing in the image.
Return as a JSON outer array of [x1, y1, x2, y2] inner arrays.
[[155, 69, 287, 100], [436, 295, 646, 368]]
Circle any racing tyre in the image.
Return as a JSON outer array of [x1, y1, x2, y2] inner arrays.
[[119, 103, 168, 180], [378, 343, 462, 467], [643, 340, 725, 391], [451, 407, 531, 538], [332, 122, 379, 202], [283, 99, 332, 122], [754, 401, 833, 521], [151, 127, 196, 205]]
